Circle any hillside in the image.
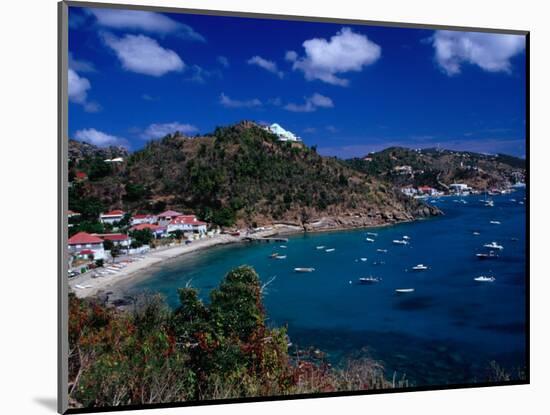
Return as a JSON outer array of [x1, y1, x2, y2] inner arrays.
[[68, 121, 438, 230], [345, 147, 526, 191]]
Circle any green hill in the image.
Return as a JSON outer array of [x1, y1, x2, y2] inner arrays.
[[68, 121, 438, 230]]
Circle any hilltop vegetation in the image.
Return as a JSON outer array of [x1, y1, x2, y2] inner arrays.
[[69, 122, 437, 229], [345, 147, 525, 191]]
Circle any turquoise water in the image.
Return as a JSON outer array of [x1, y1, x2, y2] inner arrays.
[[125, 190, 526, 386]]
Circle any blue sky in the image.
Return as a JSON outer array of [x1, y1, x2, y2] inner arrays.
[[68, 6, 527, 158]]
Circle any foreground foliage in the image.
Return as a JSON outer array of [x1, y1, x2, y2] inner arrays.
[[68, 266, 394, 408]]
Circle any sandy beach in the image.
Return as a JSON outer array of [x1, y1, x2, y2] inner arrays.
[[69, 233, 242, 298]]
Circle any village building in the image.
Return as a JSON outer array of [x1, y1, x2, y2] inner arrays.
[[130, 214, 157, 226], [401, 186, 418, 197], [449, 183, 471, 195], [157, 210, 183, 226], [129, 223, 167, 238], [167, 215, 208, 235], [265, 123, 302, 142], [94, 233, 132, 248], [68, 231, 105, 260], [393, 165, 413, 175], [99, 209, 126, 224], [418, 185, 437, 195]]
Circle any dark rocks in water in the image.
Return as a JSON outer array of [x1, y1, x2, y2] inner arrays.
[[111, 298, 133, 307]]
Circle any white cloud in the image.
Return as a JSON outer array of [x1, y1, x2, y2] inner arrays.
[[285, 50, 298, 62], [247, 56, 283, 78], [102, 33, 184, 76], [431, 31, 525, 76], [69, 52, 95, 72], [88, 8, 205, 41], [141, 122, 198, 139], [284, 93, 334, 113], [68, 69, 101, 112], [217, 55, 230, 67], [219, 93, 262, 109], [68, 69, 90, 104], [74, 128, 127, 147], [291, 27, 381, 86]]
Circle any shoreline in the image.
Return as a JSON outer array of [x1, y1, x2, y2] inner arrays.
[[69, 217, 438, 300]]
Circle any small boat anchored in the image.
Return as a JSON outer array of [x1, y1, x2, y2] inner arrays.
[[474, 276, 496, 283], [489, 220, 501, 225], [476, 251, 499, 260], [360, 257, 367, 262], [411, 264, 428, 271], [325, 248, 335, 252], [395, 288, 415, 293], [315, 246, 326, 250], [366, 232, 378, 237], [274, 255, 287, 260], [358, 276, 380, 284], [365, 238, 375, 243], [483, 242, 504, 250], [376, 249, 388, 253], [393, 239, 409, 245], [294, 267, 315, 273]]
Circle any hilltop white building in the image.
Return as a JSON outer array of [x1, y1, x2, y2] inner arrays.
[[265, 123, 301, 142]]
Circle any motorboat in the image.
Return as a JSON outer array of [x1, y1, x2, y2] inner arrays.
[[315, 246, 326, 250], [274, 255, 287, 259], [483, 242, 504, 250], [358, 276, 380, 284], [474, 276, 495, 282], [476, 251, 499, 260], [280, 245, 287, 249], [395, 288, 415, 293], [473, 231, 481, 236], [376, 249, 388, 253], [365, 238, 375, 242], [489, 220, 501, 225], [366, 232, 378, 237], [403, 236, 411, 240], [393, 239, 409, 245], [325, 248, 335, 252], [411, 264, 428, 271], [294, 267, 315, 273], [360, 258, 367, 262]]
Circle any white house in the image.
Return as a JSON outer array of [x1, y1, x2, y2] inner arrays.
[[265, 123, 301, 142], [99, 209, 126, 224], [130, 214, 158, 226], [167, 215, 208, 235], [449, 183, 471, 195], [68, 232, 105, 260], [94, 233, 132, 248], [157, 210, 183, 226]]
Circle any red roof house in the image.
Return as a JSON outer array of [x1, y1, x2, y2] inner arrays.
[[68, 232, 104, 245]]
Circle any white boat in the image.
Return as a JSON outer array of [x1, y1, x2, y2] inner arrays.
[[403, 236, 411, 240], [365, 238, 375, 242], [484, 200, 494, 207], [489, 220, 501, 225], [366, 232, 378, 237], [519, 201, 524, 205], [74, 284, 93, 289], [510, 198, 517, 202], [473, 231, 480, 236], [358, 276, 380, 284], [483, 242, 504, 250], [474, 276, 495, 282], [316, 246, 326, 250], [360, 258, 367, 262], [274, 255, 287, 259], [395, 288, 415, 293], [294, 267, 315, 273], [325, 248, 335, 252], [393, 239, 409, 245], [411, 264, 428, 271], [280, 245, 287, 249], [476, 251, 498, 260], [376, 249, 388, 253]]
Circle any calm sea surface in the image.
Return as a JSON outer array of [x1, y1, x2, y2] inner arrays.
[[125, 190, 527, 386]]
